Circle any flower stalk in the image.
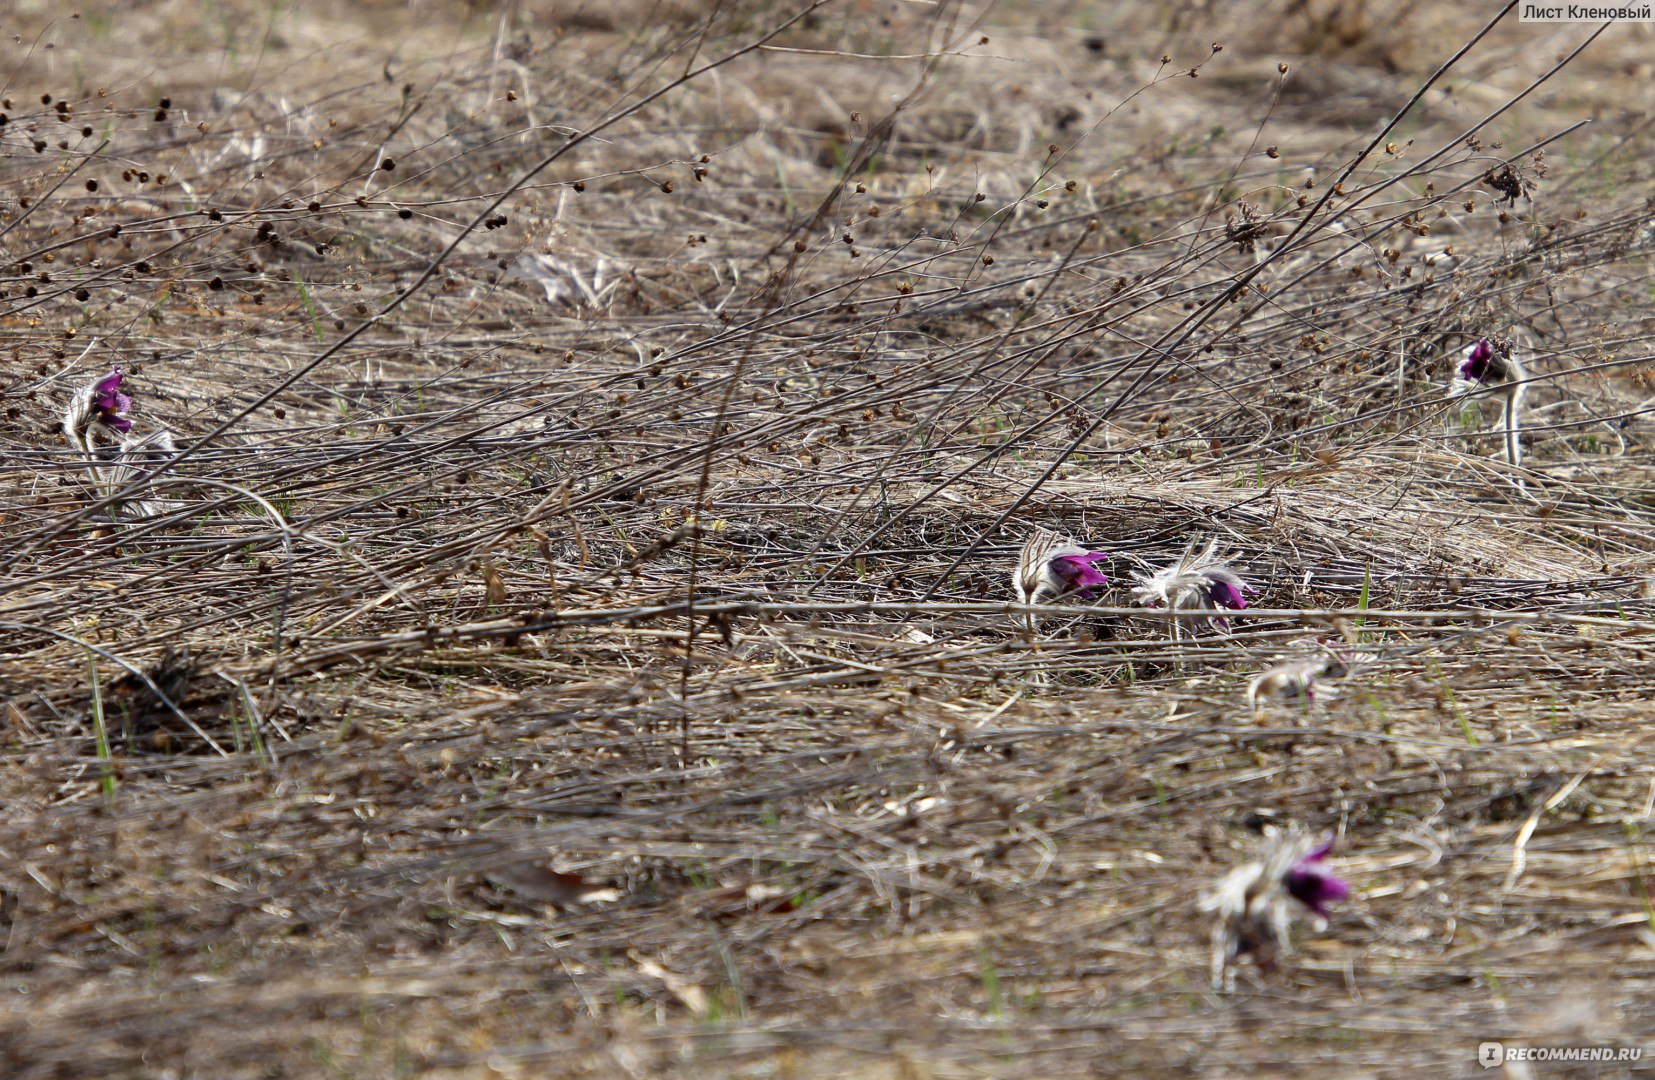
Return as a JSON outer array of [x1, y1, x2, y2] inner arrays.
[[1448, 336, 1526, 468], [63, 366, 179, 519]]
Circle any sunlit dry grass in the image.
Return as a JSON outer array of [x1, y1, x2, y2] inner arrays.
[[3, 1, 1655, 1076]]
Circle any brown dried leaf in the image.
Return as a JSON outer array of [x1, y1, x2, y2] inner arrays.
[[482, 559, 507, 609]]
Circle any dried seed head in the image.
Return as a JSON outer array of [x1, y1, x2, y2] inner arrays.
[[1482, 163, 1531, 206], [1224, 201, 1268, 250]]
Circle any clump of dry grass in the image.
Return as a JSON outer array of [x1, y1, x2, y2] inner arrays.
[[3, 1, 1655, 1075]]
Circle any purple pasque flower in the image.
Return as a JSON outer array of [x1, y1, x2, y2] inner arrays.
[[1131, 537, 1256, 632], [1458, 338, 1496, 383], [1447, 334, 1528, 468], [1247, 656, 1330, 709], [1283, 837, 1351, 918], [1201, 827, 1350, 988], [1014, 529, 1111, 607], [1207, 576, 1254, 612], [1449, 335, 1522, 399], [91, 368, 134, 433], [1013, 529, 1111, 634], [1048, 549, 1111, 599]]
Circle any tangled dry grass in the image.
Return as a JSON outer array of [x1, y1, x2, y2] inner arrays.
[[4, 1, 1655, 1075]]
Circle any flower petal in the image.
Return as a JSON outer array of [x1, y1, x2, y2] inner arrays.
[[92, 368, 124, 403], [1284, 838, 1350, 917], [89, 368, 135, 432], [1050, 551, 1110, 594], [1459, 339, 1493, 383], [1208, 579, 1249, 610], [1301, 838, 1335, 864]]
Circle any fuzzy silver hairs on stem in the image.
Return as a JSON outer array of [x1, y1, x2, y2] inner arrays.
[[1448, 335, 1527, 469], [1011, 528, 1110, 636], [63, 363, 180, 519]]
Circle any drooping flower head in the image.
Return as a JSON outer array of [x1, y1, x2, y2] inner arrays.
[[1200, 828, 1350, 988], [1012, 529, 1110, 635], [1449, 335, 1523, 399], [1458, 338, 1496, 384], [1447, 335, 1529, 468], [1014, 529, 1110, 606], [1048, 550, 1111, 599], [62, 365, 181, 519], [1131, 537, 1257, 632], [90, 368, 133, 433], [1284, 838, 1351, 918], [64, 365, 137, 454], [1246, 656, 1329, 710], [1246, 638, 1370, 711]]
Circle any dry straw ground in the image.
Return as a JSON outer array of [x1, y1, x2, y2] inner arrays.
[[3, 0, 1655, 1076]]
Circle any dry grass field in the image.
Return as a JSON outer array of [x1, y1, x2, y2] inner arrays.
[[4, 1, 1655, 1075]]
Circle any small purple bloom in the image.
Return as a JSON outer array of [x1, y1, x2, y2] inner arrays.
[[91, 368, 133, 433], [1049, 550, 1110, 598], [1207, 579, 1254, 611], [1458, 338, 1495, 383], [1131, 538, 1255, 634], [1283, 838, 1350, 918]]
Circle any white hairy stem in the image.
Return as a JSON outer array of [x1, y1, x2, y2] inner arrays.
[[1502, 383, 1525, 468]]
